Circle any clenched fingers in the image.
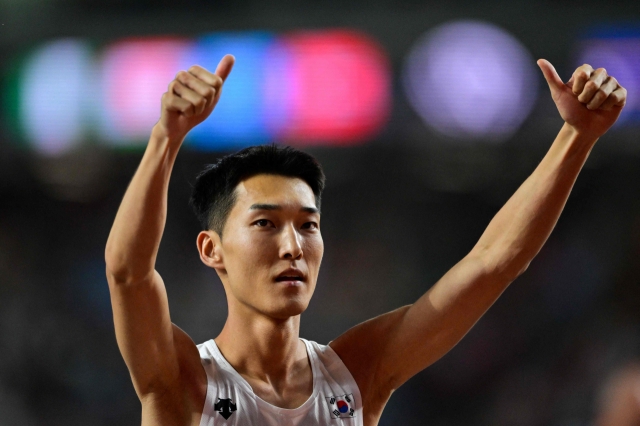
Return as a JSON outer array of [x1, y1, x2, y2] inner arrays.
[[174, 71, 215, 115], [599, 86, 627, 111], [169, 80, 203, 116], [586, 76, 618, 110], [162, 92, 196, 117], [571, 64, 594, 95], [188, 65, 224, 91], [578, 67, 608, 104]]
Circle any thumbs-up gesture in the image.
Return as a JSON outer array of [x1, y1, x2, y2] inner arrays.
[[154, 54, 235, 142], [538, 59, 627, 139]]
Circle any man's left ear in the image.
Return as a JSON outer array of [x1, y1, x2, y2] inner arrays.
[[197, 230, 224, 270]]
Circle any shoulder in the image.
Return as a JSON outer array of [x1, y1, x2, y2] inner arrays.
[[329, 306, 409, 387], [327, 307, 410, 415]]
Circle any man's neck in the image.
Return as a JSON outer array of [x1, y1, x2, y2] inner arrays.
[[214, 304, 307, 386]]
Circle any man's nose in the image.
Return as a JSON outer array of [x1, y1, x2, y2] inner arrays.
[[279, 224, 303, 260]]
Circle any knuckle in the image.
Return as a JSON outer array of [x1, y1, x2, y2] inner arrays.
[[581, 63, 593, 73], [594, 90, 607, 101], [575, 70, 589, 80], [584, 81, 598, 92], [189, 65, 202, 73], [204, 86, 216, 98]]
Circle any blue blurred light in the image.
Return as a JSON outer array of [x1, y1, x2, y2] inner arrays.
[[8, 31, 391, 152], [185, 33, 277, 150], [402, 20, 538, 142]]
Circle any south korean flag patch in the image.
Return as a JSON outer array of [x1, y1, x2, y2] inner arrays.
[[325, 394, 356, 418]]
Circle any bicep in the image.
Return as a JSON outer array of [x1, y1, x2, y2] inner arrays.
[[335, 254, 511, 394], [108, 269, 180, 397]]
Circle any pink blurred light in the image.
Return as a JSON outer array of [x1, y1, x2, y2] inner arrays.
[[275, 30, 391, 145], [99, 38, 192, 143]]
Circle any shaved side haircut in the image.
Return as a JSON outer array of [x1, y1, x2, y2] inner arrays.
[[190, 144, 326, 238]]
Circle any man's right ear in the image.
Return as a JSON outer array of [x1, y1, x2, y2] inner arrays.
[[197, 230, 224, 270]]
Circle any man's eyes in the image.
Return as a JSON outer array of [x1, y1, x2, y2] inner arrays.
[[253, 219, 318, 230], [254, 219, 273, 227]]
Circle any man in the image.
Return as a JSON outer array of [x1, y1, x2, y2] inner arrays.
[[105, 54, 627, 425]]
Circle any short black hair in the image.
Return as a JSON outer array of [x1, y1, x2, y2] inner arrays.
[[190, 144, 325, 238]]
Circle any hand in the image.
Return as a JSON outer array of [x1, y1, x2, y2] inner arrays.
[[538, 59, 627, 139], [154, 54, 235, 142]]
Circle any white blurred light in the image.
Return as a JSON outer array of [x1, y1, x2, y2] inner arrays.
[[19, 40, 92, 155], [403, 20, 538, 142]]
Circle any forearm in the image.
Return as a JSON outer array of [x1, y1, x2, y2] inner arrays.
[[471, 123, 597, 280], [105, 126, 182, 283]]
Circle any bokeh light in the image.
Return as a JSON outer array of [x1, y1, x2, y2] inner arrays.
[[402, 20, 538, 142], [577, 31, 640, 124], [184, 32, 276, 149], [98, 38, 192, 145], [18, 39, 93, 155], [7, 31, 391, 153], [273, 30, 391, 145]]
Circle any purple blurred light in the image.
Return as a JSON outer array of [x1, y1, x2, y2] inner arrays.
[[577, 39, 640, 121], [403, 21, 538, 142]]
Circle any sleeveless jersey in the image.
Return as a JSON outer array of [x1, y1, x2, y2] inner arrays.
[[197, 338, 363, 426]]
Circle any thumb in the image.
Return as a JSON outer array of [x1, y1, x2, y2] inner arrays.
[[537, 59, 565, 96], [215, 54, 235, 82]]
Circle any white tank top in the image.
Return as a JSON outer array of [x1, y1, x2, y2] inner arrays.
[[197, 338, 363, 426]]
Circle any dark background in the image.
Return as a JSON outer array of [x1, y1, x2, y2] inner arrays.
[[1, 0, 640, 424]]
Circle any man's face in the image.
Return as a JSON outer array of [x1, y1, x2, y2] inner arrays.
[[215, 174, 324, 319]]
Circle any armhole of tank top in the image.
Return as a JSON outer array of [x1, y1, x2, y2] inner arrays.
[[326, 343, 360, 384], [197, 340, 217, 426], [308, 340, 363, 401], [310, 340, 364, 426]]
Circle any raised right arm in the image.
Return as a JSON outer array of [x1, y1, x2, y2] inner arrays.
[[104, 56, 234, 399]]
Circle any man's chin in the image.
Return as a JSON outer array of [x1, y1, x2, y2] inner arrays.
[[269, 299, 309, 320], [253, 294, 310, 320]]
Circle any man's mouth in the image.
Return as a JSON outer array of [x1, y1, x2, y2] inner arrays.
[[275, 276, 303, 282], [274, 268, 306, 283]]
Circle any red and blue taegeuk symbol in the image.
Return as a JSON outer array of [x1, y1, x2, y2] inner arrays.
[[337, 400, 349, 413]]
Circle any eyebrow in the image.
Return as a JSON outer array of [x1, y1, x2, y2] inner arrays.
[[249, 203, 319, 214]]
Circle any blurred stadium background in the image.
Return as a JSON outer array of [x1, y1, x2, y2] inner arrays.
[[1, 0, 640, 424]]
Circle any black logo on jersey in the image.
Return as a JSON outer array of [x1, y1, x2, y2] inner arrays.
[[214, 398, 237, 420]]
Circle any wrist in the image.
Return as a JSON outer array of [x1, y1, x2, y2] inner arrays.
[[150, 122, 186, 147], [561, 122, 598, 146], [562, 122, 601, 144], [147, 123, 184, 161]]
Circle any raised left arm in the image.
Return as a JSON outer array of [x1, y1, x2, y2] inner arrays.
[[330, 60, 627, 406]]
